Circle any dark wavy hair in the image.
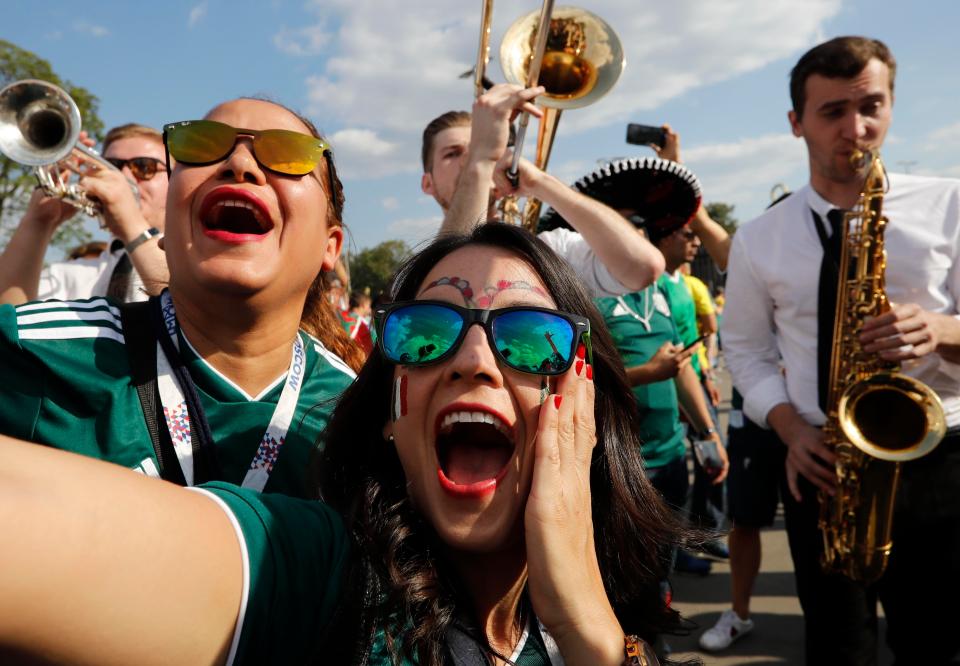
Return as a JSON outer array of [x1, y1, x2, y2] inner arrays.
[[316, 223, 684, 664]]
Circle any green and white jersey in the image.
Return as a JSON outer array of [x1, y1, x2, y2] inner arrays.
[[0, 297, 355, 497], [597, 286, 686, 468], [657, 271, 701, 377], [193, 483, 350, 665], [199, 484, 561, 665]]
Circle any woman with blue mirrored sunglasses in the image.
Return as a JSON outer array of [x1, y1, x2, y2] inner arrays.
[[0, 224, 681, 665]]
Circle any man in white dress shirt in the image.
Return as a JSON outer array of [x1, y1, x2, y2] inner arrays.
[[722, 36, 960, 665]]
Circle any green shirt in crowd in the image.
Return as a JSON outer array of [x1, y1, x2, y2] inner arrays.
[[0, 297, 355, 497], [657, 271, 701, 377], [596, 286, 686, 468]]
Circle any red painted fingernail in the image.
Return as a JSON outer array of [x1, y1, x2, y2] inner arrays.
[[575, 359, 584, 375], [576, 343, 586, 359], [554, 395, 563, 409], [586, 364, 593, 380]]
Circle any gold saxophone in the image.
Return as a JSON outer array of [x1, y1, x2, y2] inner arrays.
[[818, 150, 946, 582]]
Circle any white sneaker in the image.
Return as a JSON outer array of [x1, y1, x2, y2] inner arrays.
[[698, 609, 754, 651]]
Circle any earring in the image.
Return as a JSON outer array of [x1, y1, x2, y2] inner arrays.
[[387, 434, 395, 443]]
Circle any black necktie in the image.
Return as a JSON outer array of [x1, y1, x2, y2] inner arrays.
[[106, 240, 134, 302], [814, 208, 845, 412]]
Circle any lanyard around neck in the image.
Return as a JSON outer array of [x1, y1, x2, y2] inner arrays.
[[155, 290, 307, 490]]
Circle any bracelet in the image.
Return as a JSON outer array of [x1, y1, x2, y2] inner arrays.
[[125, 227, 161, 254], [698, 427, 717, 438], [624, 634, 660, 665]]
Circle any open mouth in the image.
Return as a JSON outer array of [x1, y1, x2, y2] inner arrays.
[[199, 189, 273, 238], [435, 409, 515, 496]]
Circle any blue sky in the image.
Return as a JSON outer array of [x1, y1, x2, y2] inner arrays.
[[4, 0, 958, 255]]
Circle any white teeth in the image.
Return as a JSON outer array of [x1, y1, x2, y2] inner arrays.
[[441, 410, 511, 437], [213, 199, 268, 227]]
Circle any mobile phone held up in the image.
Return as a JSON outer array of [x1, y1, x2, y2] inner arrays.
[[682, 333, 708, 353], [626, 123, 666, 148]]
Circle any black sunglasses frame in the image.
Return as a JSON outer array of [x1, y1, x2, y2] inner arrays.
[[161, 121, 337, 197], [104, 156, 166, 182], [374, 300, 592, 376]]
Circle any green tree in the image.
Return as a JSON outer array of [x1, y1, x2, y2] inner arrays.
[[704, 201, 738, 236], [348, 239, 412, 297], [0, 39, 104, 250]]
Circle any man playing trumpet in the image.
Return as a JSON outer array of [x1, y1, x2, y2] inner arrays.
[[0, 123, 169, 304]]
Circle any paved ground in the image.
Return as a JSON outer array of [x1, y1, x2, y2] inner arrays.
[[663, 361, 893, 665]]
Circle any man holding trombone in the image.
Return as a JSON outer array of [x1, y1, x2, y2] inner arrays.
[[422, 82, 665, 298]]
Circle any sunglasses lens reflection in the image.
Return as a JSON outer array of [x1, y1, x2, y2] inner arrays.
[[256, 130, 323, 176], [382, 303, 463, 365], [166, 120, 237, 164], [492, 310, 574, 374]]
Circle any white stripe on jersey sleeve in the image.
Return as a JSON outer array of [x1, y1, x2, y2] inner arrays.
[[19, 326, 125, 343], [186, 488, 250, 666], [17, 298, 122, 318], [303, 332, 357, 379], [18, 309, 123, 327]]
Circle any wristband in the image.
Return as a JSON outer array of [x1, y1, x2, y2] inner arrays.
[[125, 227, 162, 254], [697, 427, 717, 438]]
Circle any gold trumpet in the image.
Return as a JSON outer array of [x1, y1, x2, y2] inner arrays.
[[0, 79, 139, 218], [473, 2, 624, 230]]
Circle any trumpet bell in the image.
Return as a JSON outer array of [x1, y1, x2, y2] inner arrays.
[[500, 6, 624, 110], [0, 79, 81, 166]]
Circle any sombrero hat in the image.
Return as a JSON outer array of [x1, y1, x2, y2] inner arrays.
[[538, 157, 702, 242]]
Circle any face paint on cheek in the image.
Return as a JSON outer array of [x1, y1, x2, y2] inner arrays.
[[392, 374, 409, 422]]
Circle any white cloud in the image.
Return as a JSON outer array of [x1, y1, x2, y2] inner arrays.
[[73, 21, 109, 38], [381, 196, 400, 210], [286, 0, 839, 183], [683, 133, 809, 221], [328, 128, 416, 179], [386, 216, 442, 247], [921, 121, 960, 153], [274, 24, 331, 56], [188, 2, 208, 28]]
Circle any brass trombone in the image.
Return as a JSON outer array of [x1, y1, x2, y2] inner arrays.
[[473, 2, 624, 230], [0, 79, 139, 218]]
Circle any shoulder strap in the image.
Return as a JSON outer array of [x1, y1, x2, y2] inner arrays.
[[119, 300, 187, 486]]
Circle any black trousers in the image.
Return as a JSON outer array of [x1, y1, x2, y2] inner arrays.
[[782, 431, 960, 666]]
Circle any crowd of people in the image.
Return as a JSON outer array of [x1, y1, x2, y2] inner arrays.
[[0, 33, 957, 666]]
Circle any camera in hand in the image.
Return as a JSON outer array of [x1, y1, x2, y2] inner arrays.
[[626, 123, 666, 148]]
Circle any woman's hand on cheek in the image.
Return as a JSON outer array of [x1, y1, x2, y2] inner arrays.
[[525, 360, 625, 665]]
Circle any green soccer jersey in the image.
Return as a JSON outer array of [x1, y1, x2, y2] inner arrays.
[[657, 271, 702, 377], [0, 297, 355, 497], [201, 483, 560, 665], [596, 286, 686, 468], [194, 483, 351, 665]]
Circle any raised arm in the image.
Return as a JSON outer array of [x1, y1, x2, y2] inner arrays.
[[0, 189, 76, 304], [438, 84, 543, 235], [513, 168, 665, 291], [654, 125, 732, 270], [0, 436, 241, 666]]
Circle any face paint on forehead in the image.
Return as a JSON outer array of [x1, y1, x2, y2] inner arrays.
[[392, 374, 409, 422], [420, 277, 549, 309]]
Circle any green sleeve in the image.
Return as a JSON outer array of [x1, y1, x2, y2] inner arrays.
[[195, 482, 351, 666], [0, 304, 43, 441]]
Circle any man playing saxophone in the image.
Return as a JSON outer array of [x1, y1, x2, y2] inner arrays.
[[722, 36, 960, 665]]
